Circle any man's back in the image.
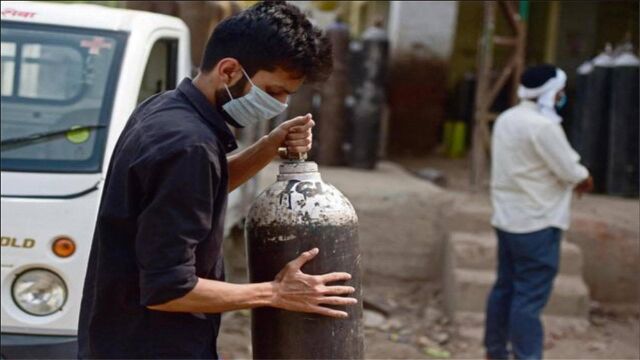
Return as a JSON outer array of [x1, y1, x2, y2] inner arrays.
[[78, 80, 236, 359], [491, 100, 588, 233]]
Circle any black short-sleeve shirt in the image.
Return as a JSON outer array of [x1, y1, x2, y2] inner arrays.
[[78, 78, 238, 359]]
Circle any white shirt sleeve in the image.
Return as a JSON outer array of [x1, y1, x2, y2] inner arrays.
[[532, 122, 590, 185]]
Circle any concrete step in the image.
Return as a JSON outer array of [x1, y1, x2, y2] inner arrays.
[[445, 269, 590, 318], [449, 232, 584, 276], [443, 231, 591, 320], [446, 200, 494, 233], [449, 199, 640, 309]]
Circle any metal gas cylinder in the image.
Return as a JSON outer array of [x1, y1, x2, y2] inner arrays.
[[317, 19, 350, 165], [245, 151, 363, 359], [607, 50, 639, 196], [582, 47, 615, 193]]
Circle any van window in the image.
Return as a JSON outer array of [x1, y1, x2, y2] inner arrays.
[[137, 38, 178, 104], [0, 23, 126, 173], [2, 37, 102, 103], [1, 42, 16, 96]]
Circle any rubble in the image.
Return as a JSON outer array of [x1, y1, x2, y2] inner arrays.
[[432, 331, 450, 345], [412, 167, 448, 187], [588, 341, 608, 352], [363, 295, 397, 316], [423, 346, 451, 359], [364, 309, 386, 329], [423, 306, 444, 325], [418, 335, 438, 348]]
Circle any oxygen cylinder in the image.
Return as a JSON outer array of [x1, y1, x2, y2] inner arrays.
[[570, 60, 593, 154], [606, 51, 639, 196], [347, 27, 389, 169], [245, 152, 363, 359], [581, 48, 614, 193], [317, 20, 350, 166]]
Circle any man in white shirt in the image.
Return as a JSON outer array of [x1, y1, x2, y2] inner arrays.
[[484, 64, 593, 360]]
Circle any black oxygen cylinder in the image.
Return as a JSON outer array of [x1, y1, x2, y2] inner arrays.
[[606, 52, 640, 196], [317, 20, 350, 166], [347, 28, 389, 169], [580, 50, 614, 193], [570, 61, 593, 154], [245, 156, 363, 359]]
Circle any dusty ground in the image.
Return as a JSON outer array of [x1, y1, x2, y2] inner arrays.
[[219, 294, 639, 359], [217, 155, 640, 359]]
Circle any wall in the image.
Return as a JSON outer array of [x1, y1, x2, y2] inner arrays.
[[385, 1, 459, 156], [387, 1, 458, 60], [568, 214, 640, 310]]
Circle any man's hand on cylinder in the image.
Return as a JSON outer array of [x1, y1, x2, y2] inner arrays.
[[270, 248, 357, 318], [267, 113, 314, 155]]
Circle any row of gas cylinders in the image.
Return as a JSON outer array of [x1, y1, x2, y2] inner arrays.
[[285, 22, 389, 170], [571, 44, 639, 197]]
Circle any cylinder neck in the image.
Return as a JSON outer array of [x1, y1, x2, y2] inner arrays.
[[277, 160, 322, 181]]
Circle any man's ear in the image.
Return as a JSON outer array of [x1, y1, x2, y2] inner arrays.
[[215, 58, 243, 86]]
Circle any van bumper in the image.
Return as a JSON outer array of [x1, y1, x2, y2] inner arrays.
[[0, 333, 77, 359]]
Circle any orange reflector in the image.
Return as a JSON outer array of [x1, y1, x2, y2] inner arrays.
[[52, 237, 76, 258]]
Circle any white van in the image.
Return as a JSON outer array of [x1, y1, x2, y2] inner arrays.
[[0, 2, 258, 358]]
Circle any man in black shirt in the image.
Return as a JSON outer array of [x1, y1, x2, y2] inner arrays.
[[78, 2, 356, 358]]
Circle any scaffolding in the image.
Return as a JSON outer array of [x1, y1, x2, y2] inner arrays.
[[471, 0, 528, 189]]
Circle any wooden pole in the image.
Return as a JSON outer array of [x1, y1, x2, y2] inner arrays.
[[471, 1, 495, 189], [471, 0, 527, 190]]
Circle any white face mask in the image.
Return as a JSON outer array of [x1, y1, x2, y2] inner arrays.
[[222, 68, 288, 127]]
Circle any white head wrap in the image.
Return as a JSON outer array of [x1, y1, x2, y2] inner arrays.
[[517, 68, 567, 124]]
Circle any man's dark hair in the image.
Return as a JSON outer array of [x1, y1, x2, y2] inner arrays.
[[200, 1, 333, 83]]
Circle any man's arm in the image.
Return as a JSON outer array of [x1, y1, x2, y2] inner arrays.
[[227, 114, 314, 192], [532, 122, 590, 185], [147, 248, 357, 318], [135, 139, 355, 318]]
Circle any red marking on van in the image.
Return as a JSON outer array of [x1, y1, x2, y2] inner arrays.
[[80, 37, 113, 55], [1, 8, 36, 18]]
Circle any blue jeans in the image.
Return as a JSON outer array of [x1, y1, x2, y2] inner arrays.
[[484, 227, 561, 360]]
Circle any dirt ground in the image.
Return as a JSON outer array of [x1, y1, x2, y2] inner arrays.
[[218, 291, 639, 359], [217, 155, 640, 359]]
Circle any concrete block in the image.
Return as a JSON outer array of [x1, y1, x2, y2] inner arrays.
[[445, 200, 493, 234], [568, 214, 640, 306], [447, 192, 640, 309], [449, 232, 584, 276], [449, 269, 589, 318], [444, 231, 590, 320], [320, 162, 455, 283]]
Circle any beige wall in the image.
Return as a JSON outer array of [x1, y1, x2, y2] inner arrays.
[[387, 1, 459, 61]]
